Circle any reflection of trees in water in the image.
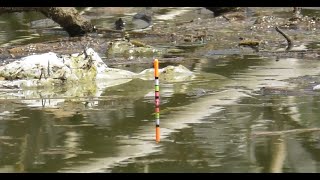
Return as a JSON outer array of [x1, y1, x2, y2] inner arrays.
[[0, 12, 44, 45], [253, 97, 286, 173], [12, 109, 45, 172], [3, 77, 320, 172], [97, 93, 289, 172], [0, 108, 89, 172], [111, 127, 211, 173], [202, 55, 265, 78], [0, 74, 205, 172], [252, 96, 320, 173]]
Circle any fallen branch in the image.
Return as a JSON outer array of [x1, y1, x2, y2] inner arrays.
[[252, 128, 320, 137], [0, 7, 95, 37], [275, 26, 293, 51]]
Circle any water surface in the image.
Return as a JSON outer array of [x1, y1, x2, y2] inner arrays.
[[1, 7, 320, 173]]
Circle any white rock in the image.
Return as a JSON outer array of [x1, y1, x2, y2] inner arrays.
[[313, 84, 320, 91]]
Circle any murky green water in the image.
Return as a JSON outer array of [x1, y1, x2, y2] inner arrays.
[[1, 7, 320, 173]]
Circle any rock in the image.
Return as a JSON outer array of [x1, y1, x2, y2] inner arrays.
[[132, 12, 152, 29], [0, 48, 194, 100], [0, 48, 135, 89], [115, 18, 125, 30], [137, 64, 194, 82], [312, 84, 320, 91], [106, 38, 162, 58]]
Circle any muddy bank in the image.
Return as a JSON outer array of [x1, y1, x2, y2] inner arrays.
[[1, 7, 320, 69]]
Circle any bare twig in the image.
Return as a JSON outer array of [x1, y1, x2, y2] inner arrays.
[[275, 26, 293, 51], [252, 128, 320, 137]]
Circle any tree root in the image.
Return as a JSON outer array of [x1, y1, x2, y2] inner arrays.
[[275, 26, 293, 51]]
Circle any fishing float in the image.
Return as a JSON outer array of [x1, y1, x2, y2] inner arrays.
[[154, 58, 160, 143]]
